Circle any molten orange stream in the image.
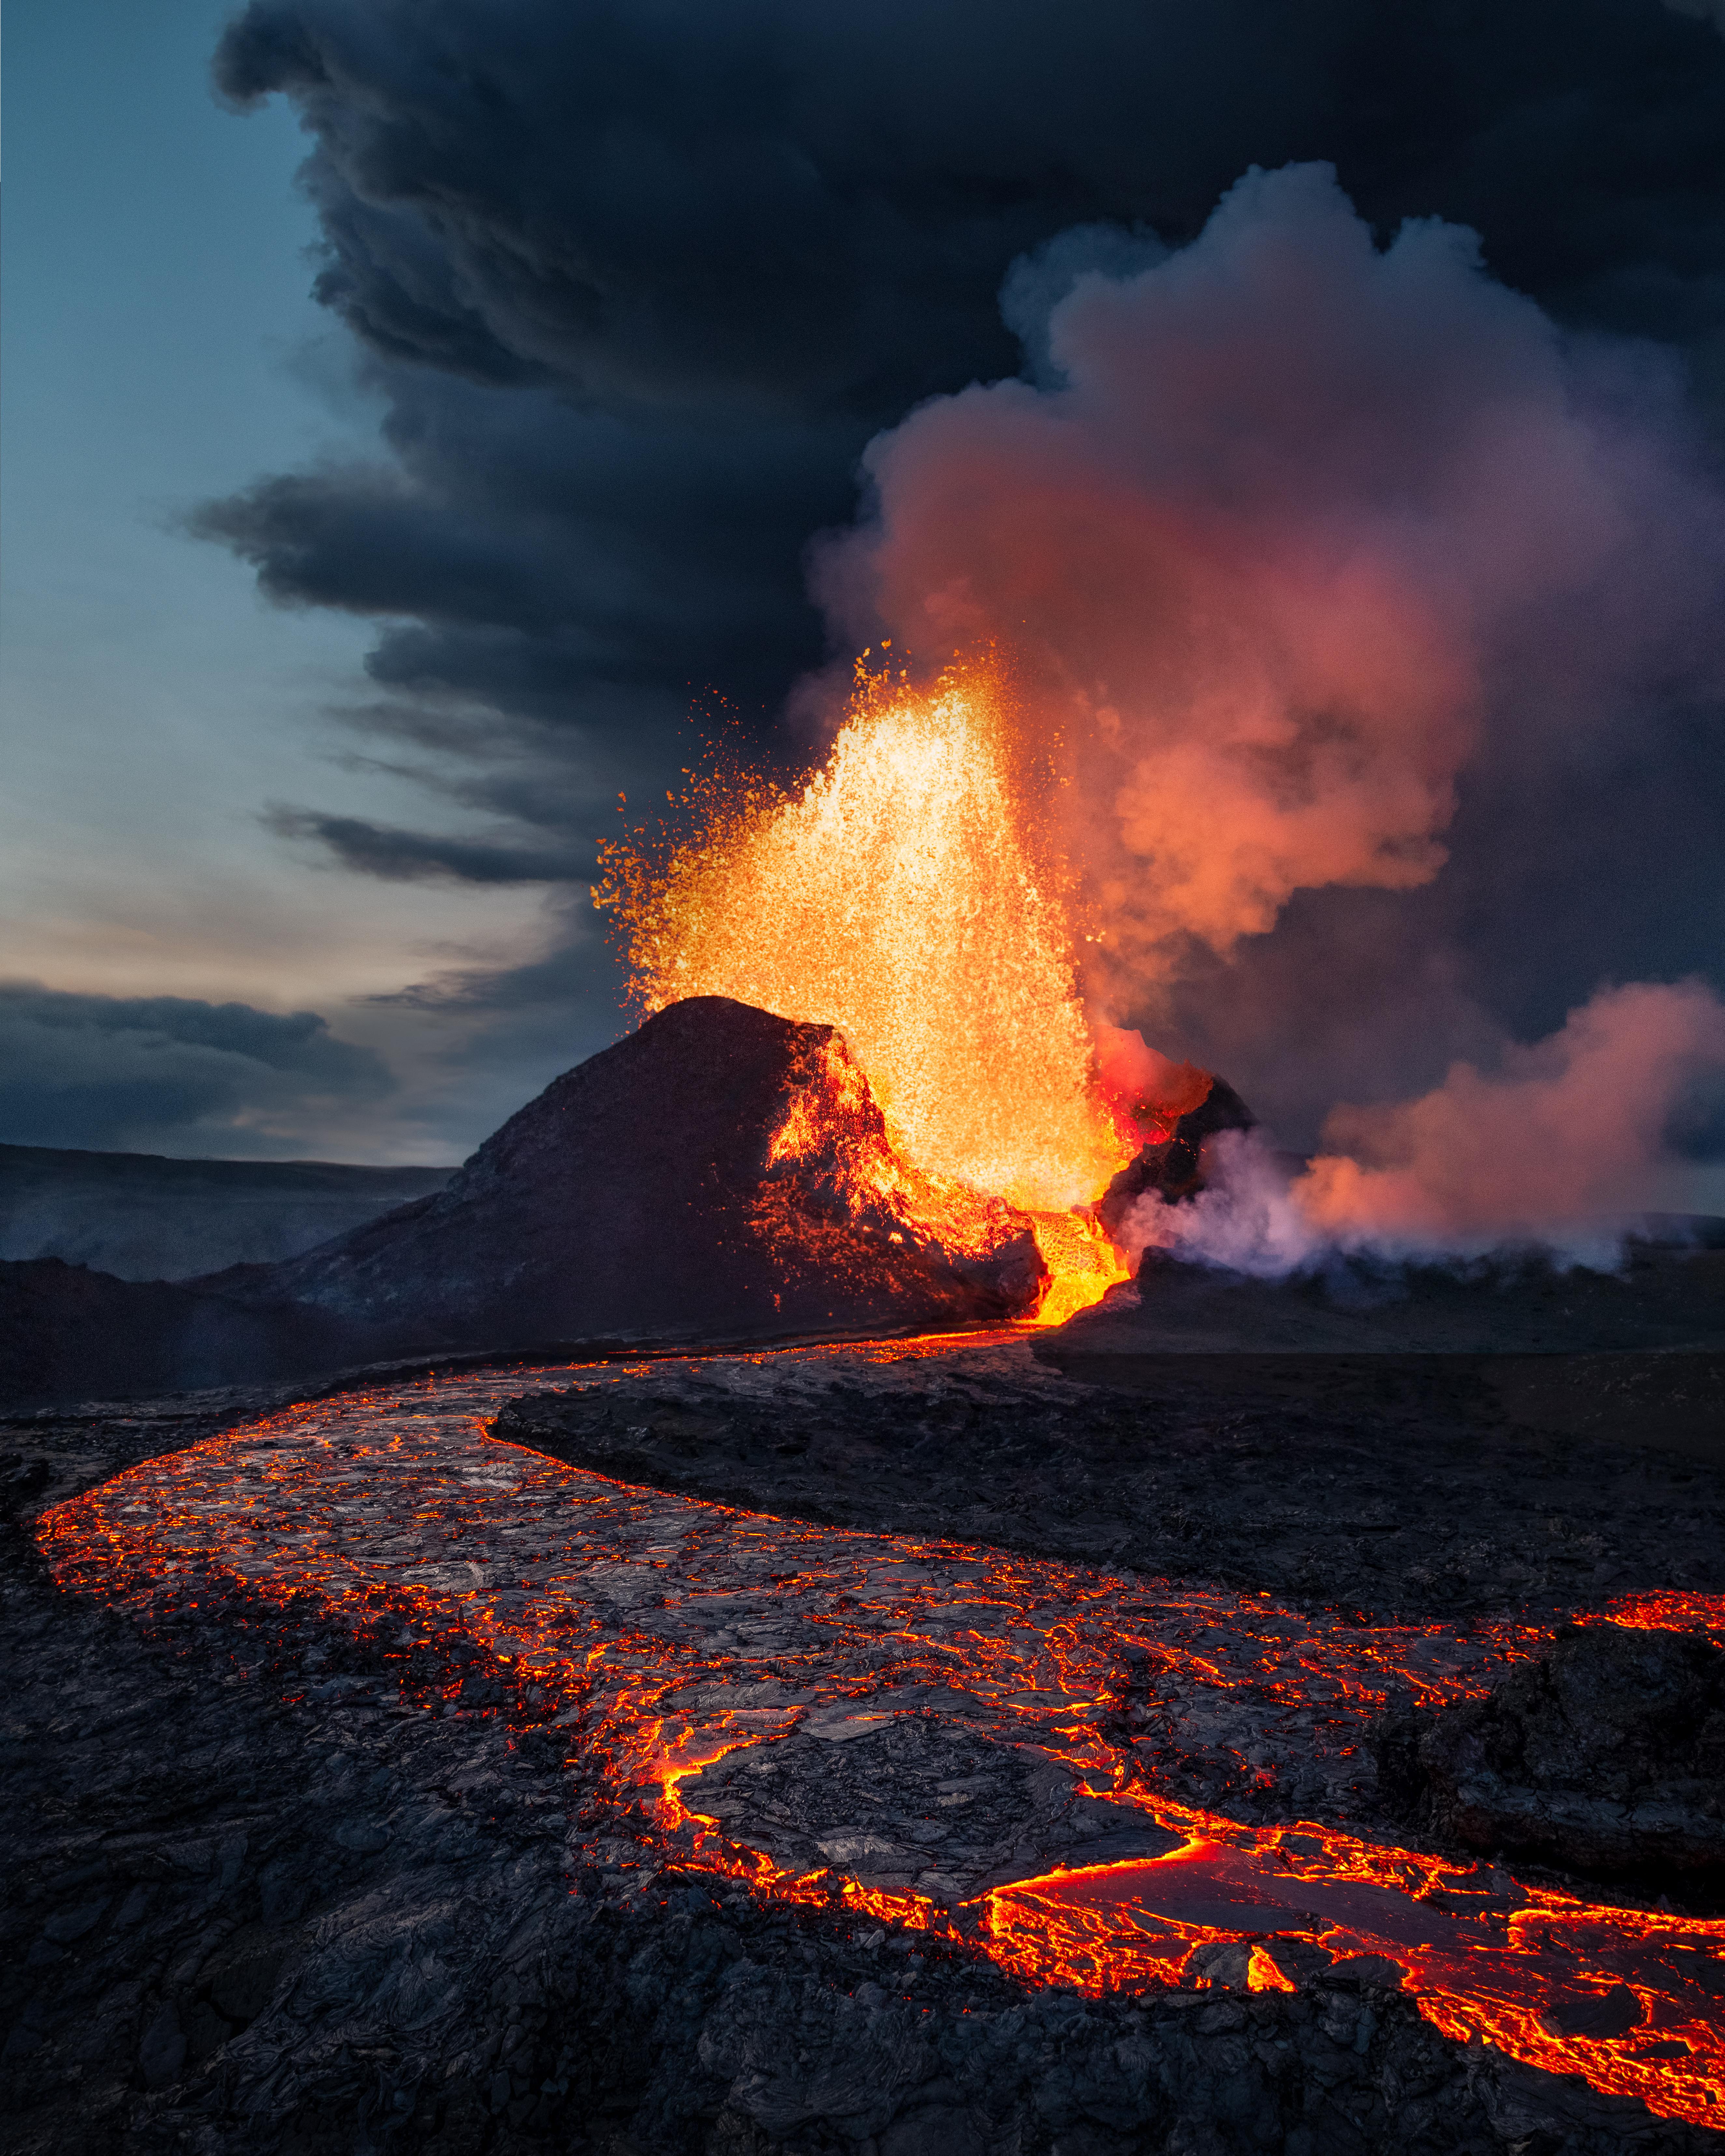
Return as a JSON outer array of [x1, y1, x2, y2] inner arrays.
[[37, 1375, 1725, 2131], [596, 665, 1133, 1320]]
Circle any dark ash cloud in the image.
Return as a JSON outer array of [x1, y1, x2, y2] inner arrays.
[[188, 0, 1725, 1140], [263, 807, 590, 884], [211, 0, 1725, 405], [0, 983, 393, 1154]]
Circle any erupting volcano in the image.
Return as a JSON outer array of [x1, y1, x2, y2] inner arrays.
[[596, 663, 1180, 1326]]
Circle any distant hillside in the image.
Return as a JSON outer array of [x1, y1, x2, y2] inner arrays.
[[0, 1144, 457, 1281]]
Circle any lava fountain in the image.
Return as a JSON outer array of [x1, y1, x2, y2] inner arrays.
[[596, 663, 1139, 1322]]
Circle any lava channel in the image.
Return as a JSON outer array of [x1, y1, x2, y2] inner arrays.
[[38, 1355, 1725, 2131]]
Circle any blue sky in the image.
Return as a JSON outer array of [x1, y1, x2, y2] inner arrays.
[[2, 0, 581, 1160]]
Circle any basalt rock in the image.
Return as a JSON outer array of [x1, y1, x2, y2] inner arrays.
[[234, 995, 1045, 1357], [1095, 1073, 1256, 1241], [1416, 1620, 1725, 1879], [8, 1365, 1722, 2155], [0, 1000, 1045, 1410], [0, 1256, 370, 1413]]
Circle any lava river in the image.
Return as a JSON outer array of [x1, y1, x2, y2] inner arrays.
[[38, 1347, 1725, 2131]]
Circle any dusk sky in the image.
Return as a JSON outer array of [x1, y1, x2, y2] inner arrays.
[[7, 0, 1725, 1180]]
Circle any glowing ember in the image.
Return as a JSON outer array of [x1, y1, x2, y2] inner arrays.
[[37, 1360, 1725, 2131], [596, 665, 1135, 1320]]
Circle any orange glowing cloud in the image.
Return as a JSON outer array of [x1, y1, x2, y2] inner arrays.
[[813, 162, 1725, 1017]]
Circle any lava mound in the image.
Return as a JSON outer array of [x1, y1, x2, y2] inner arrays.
[[248, 996, 1045, 1356], [1095, 1072, 1256, 1236], [1415, 1620, 1725, 1881]]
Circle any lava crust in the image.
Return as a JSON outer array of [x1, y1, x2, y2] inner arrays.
[[6, 1330, 1724, 2154]]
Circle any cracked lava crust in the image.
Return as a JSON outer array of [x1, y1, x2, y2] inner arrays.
[[17, 1327, 1725, 2151]]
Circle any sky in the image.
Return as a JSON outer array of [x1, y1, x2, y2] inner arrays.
[[4, 0, 1724, 1176], [3, 0, 581, 1161]]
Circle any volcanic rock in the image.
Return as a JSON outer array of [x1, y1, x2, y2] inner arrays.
[[10, 1361, 1724, 2154], [1416, 1621, 1725, 1878], [245, 995, 1045, 1356], [0, 999, 1046, 1411], [1095, 1073, 1256, 1240], [1037, 1241, 1725, 1443], [0, 1255, 368, 1412]]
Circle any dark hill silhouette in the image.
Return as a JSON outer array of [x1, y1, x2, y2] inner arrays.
[[2, 998, 1044, 1408], [241, 996, 1044, 1353], [0, 1144, 454, 1280]]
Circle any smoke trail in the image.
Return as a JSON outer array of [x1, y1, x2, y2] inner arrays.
[[1123, 981, 1725, 1273]]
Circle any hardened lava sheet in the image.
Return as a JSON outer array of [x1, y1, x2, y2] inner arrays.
[[36, 1338, 1725, 2139]]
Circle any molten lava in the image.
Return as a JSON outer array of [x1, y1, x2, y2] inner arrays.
[[754, 1028, 1034, 1287], [596, 664, 1135, 1320], [38, 1356, 1725, 2132]]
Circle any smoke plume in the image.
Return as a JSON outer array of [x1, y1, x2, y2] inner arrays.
[[804, 162, 1725, 1250], [816, 163, 1725, 1011], [1124, 981, 1725, 1272]]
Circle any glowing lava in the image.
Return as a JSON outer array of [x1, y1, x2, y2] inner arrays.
[[596, 664, 1134, 1319], [36, 1361, 1725, 2131]]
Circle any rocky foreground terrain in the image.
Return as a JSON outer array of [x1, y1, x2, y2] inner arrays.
[[2, 1321, 1722, 2156]]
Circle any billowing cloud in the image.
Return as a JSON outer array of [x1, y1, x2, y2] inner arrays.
[[200, 0, 1725, 836], [1125, 981, 1725, 1271], [0, 983, 393, 1155], [210, 0, 1725, 410], [816, 164, 1725, 1013]]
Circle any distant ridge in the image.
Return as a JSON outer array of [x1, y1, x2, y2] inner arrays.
[[0, 1143, 456, 1281]]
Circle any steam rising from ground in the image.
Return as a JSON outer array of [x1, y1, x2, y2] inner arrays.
[[1123, 981, 1725, 1274]]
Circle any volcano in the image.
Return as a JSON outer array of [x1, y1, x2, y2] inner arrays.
[[220, 995, 1045, 1361], [0, 997, 1055, 1408]]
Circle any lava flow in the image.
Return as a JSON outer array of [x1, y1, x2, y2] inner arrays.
[[596, 664, 1135, 1322], [38, 1355, 1725, 2131]]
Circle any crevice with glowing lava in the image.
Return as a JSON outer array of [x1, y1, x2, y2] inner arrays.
[[37, 1362, 1725, 2134]]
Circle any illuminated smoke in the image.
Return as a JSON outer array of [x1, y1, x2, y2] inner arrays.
[[1124, 980, 1725, 1272], [813, 162, 1725, 1015], [603, 162, 1725, 1275]]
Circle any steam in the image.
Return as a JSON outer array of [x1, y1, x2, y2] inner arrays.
[[1090, 1020, 1212, 1141], [1124, 981, 1725, 1274], [815, 162, 1725, 1001], [811, 160, 1725, 1253]]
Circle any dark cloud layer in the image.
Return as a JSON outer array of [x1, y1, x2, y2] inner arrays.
[[187, 0, 1725, 1145], [262, 806, 589, 885], [0, 984, 393, 1155], [213, 0, 1725, 402]]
